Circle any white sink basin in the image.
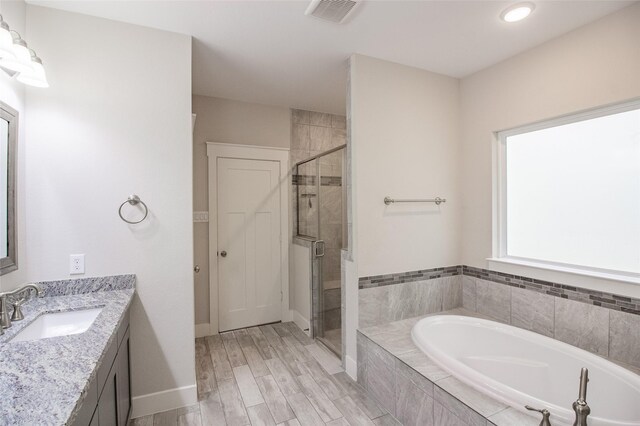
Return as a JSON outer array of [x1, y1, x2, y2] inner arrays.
[[11, 308, 103, 342]]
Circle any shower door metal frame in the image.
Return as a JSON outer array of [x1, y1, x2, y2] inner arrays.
[[311, 239, 325, 343], [295, 145, 346, 358], [294, 144, 346, 240]]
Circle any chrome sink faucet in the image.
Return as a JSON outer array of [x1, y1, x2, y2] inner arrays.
[[0, 284, 42, 335], [525, 367, 592, 426]]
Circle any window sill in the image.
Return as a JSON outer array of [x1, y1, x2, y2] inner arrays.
[[486, 257, 640, 286]]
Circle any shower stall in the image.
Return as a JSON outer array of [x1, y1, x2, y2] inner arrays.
[[294, 144, 346, 356]]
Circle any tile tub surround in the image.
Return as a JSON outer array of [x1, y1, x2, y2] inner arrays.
[[357, 309, 640, 426], [359, 265, 640, 370], [359, 265, 461, 289], [359, 265, 640, 316], [357, 309, 535, 426], [0, 276, 135, 424], [462, 276, 640, 369], [461, 265, 640, 315], [358, 275, 462, 328], [359, 265, 640, 331]]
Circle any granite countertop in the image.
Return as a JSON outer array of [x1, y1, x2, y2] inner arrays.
[[0, 275, 135, 425]]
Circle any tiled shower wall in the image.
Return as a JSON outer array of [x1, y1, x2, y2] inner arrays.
[[290, 109, 346, 242], [291, 109, 346, 333], [290, 109, 346, 165], [358, 266, 640, 370]]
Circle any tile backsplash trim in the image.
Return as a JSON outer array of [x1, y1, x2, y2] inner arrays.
[[358, 266, 461, 289], [359, 265, 640, 315]]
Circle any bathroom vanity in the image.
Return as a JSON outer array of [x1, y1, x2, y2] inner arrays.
[[70, 305, 131, 426], [0, 275, 135, 425]]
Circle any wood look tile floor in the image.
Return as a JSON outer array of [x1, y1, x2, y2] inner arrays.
[[130, 322, 396, 426]]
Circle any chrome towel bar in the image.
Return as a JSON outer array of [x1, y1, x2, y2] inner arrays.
[[384, 196, 446, 206]]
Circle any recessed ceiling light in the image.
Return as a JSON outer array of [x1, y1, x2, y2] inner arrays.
[[500, 2, 535, 23]]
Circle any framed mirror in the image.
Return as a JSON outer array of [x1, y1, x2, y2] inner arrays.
[[0, 100, 17, 275]]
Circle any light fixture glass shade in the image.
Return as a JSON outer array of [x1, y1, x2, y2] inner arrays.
[[16, 57, 48, 87], [0, 20, 16, 60], [500, 2, 535, 23], [0, 37, 34, 73]]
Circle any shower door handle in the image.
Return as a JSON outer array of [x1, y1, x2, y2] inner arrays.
[[313, 240, 325, 258]]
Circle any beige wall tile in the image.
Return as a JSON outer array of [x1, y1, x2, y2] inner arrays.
[[292, 109, 310, 124], [609, 310, 640, 368], [310, 111, 332, 127], [554, 298, 609, 357], [475, 278, 511, 324], [511, 287, 555, 337], [310, 125, 332, 151]]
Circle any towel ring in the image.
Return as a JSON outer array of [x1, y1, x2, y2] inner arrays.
[[118, 195, 148, 224]]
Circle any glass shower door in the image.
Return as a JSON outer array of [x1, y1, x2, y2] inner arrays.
[[296, 160, 318, 238], [316, 148, 345, 356], [295, 146, 345, 358]]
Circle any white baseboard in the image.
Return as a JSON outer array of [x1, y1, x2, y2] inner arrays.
[[197, 312, 303, 339], [345, 355, 357, 381], [283, 309, 293, 322], [291, 310, 310, 335], [195, 323, 212, 338], [131, 384, 197, 418]]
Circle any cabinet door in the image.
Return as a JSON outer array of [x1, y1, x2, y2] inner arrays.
[[98, 362, 118, 426], [117, 328, 131, 426]]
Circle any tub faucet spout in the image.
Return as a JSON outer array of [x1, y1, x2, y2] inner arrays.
[[572, 368, 591, 426]]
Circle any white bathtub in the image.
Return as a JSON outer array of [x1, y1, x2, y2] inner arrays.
[[411, 315, 640, 426]]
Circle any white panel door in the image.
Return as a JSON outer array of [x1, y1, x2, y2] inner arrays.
[[217, 157, 282, 331]]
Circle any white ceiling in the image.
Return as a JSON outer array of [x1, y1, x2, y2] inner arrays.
[[28, 0, 635, 114]]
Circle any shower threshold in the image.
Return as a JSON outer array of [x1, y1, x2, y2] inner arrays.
[[317, 329, 342, 359]]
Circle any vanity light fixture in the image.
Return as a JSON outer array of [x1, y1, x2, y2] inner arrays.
[[16, 49, 48, 88], [500, 2, 535, 23], [0, 15, 47, 87], [0, 15, 16, 60], [0, 31, 33, 74]]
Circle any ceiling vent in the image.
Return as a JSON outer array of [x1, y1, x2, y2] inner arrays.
[[305, 0, 359, 24]]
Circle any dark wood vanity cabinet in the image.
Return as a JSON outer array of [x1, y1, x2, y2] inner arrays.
[[71, 308, 131, 426]]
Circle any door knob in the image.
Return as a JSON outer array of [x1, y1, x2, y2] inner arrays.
[[220, 251, 227, 257]]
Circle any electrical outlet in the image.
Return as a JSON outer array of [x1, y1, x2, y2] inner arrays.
[[70, 254, 85, 275]]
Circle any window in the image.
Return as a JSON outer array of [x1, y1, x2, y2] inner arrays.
[[496, 100, 640, 277]]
